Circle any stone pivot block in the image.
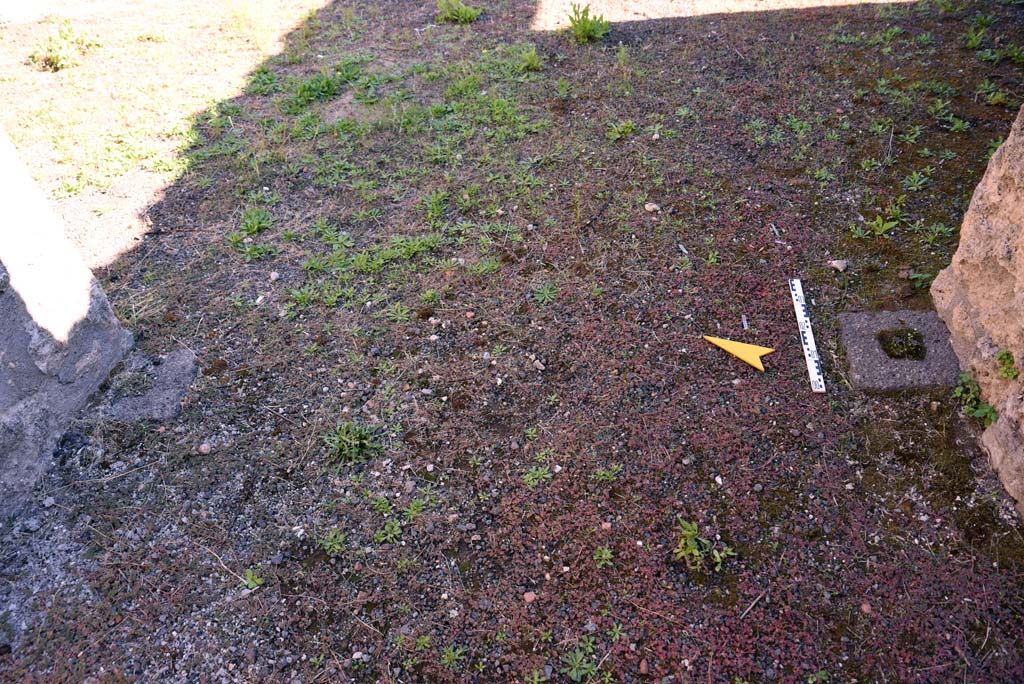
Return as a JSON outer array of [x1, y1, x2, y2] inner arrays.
[[839, 310, 960, 393]]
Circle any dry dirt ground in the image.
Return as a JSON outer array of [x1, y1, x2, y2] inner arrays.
[[2, 1, 1024, 683]]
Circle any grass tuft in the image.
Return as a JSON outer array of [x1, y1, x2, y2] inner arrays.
[[29, 20, 100, 71], [437, 0, 482, 24], [568, 3, 610, 44], [323, 421, 382, 465]]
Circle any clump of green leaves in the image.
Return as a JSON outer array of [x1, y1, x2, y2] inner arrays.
[[953, 372, 998, 426], [518, 45, 543, 72], [567, 3, 610, 44], [591, 463, 623, 484], [437, 0, 482, 24], [867, 214, 898, 237], [997, 350, 1019, 380], [241, 567, 265, 590], [404, 498, 428, 522], [320, 528, 347, 556], [240, 207, 273, 235], [524, 465, 553, 488], [593, 546, 613, 568], [249, 66, 280, 95], [606, 119, 637, 141], [323, 421, 381, 465], [560, 644, 598, 682], [533, 282, 560, 305], [280, 57, 366, 114], [673, 518, 736, 572], [374, 519, 402, 543], [441, 645, 467, 669], [29, 20, 100, 71]]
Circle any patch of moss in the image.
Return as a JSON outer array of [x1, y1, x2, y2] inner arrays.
[[876, 327, 926, 360]]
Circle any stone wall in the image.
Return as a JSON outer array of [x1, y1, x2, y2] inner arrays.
[[932, 106, 1024, 517]]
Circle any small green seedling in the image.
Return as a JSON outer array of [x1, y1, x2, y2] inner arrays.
[[997, 350, 1019, 380], [441, 645, 467, 669], [524, 465, 553, 488], [867, 215, 898, 237], [320, 528, 346, 556], [374, 519, 402, 543], [242, 567, 265, 590], [533, 282, 559, 305], [673, 518, 735, 572]]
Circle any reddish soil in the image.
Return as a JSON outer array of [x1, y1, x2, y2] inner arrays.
[[2, 1, 1024, 683]]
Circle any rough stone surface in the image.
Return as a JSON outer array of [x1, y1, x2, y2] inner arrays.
[[0, 265, 132, 518], [0, 127, 133, 519], [932, 105, 1024, 517], [839, 310, 960, 392], [100, 349, 198, 423]]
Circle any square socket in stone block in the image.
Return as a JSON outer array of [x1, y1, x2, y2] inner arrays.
[[839, 310, 960, 392]]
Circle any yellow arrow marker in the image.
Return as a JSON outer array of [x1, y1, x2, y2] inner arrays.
[[703, 336, 775, 372]]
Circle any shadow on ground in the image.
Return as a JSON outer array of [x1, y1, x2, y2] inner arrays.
[[4, 0, 1024, 682]]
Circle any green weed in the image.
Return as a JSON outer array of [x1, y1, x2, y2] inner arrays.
[[437, 0, 482, 24], [997, 350, 1019, 380], [591, 464, 623, 483], [533, 282, 560, 305], [249, 66, 281, 95], [240, 207, 274, 235], [524, 465, 553, 488], [867, 215, 898, 237], [386, 302, 412, 322], [673, 518, 736, 572], [441, 645, 467, 669], [242, 567, 265, 590], [518, 45, 543, 72], [606, 119, 637, 141], [560, 647, 598, 682], [953, 372, 998, 425], [323, 421, 382, 464], [404, 498, 428, 522], [320, 528, 347, 556], [568, 3, 611, 44], [374, 519, 402, 543], [29, 20, 100, 71]]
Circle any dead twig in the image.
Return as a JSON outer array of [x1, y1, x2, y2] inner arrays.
[[739, 590, 767, 619]]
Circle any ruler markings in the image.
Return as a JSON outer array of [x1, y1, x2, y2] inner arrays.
[[788, 278, 826, 393]]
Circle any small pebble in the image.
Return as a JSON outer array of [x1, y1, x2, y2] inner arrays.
[[523, 591, 537, 603], [861, 601, 873, 615], [640, 659, 649, 675], [753, 483, 763, 493], [601, 522, 612, 531], [42, 497, 55, 508], [198, 443, 212, 455], [269, 271, 280, 281], [827, 259, 848, 273], [644, 202, 661, 213]]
